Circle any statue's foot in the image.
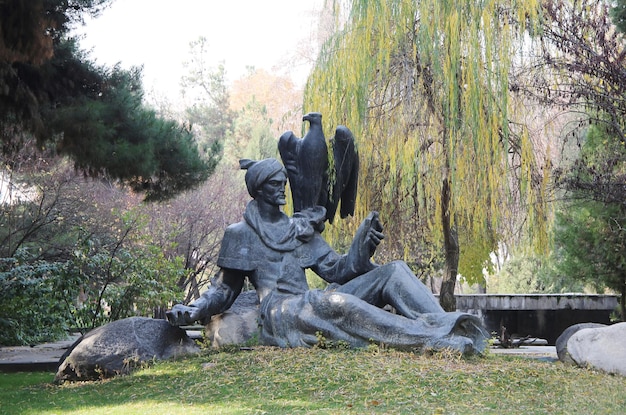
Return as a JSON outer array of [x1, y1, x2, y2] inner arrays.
[[452, 317, 489, 353], [427, 334, 474, 354], [425, 316, 489, 355]]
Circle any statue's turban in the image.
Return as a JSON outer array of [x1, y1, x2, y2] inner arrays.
[[239, 158, 286, 197]]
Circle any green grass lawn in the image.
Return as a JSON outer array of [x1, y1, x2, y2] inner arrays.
[[1, 347, 625, 414]]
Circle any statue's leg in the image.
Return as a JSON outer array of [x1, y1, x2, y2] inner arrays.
[[310, 290, 478, 353], [335, 260, 444, 318]]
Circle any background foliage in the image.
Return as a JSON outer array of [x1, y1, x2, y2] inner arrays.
[[304, 0, 546, 309], [1, 0, 211, 201]]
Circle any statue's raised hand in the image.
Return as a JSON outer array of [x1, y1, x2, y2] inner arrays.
[[362, 211, 384, 256], [166, 304, 204, 326], [349, 211, 384, 271]]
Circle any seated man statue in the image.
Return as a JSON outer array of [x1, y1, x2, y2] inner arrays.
[[167, 158, 489, 354]]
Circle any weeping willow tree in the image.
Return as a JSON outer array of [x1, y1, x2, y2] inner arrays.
[[305, 0, 549, 310]]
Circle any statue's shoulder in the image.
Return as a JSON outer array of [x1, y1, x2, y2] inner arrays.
[[218, 220, 258, 271], [223, 220, 251, 237], [221, 220, 259, 248]]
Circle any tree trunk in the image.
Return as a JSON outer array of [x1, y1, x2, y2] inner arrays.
[[619, 278, 626, 321], [440, 177, 458, 312]]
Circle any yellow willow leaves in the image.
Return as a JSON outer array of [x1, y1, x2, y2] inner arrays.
[[307, 0, 546, 280]]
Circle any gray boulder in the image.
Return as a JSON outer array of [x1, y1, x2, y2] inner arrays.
[[566, 322, 626, 376], [55, 317, 199, 383], [205, 290, 260, 347], [555, 322, 606, 364]]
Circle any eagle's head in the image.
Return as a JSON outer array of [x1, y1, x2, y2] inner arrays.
[[303, 112, 322, 125]]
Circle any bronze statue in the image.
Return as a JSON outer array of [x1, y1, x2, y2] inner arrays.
[[166, 156, 488, 353]]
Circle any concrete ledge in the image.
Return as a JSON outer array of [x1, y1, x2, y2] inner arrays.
[[490, 345, 557, 361], [457, 294, 619, 312], [455, 294, 619, 345], [0, 337, 76, 373], [0, 362, 59, 373]]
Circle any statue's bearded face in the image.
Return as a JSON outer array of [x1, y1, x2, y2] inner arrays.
[[257, 171, 288, 206]]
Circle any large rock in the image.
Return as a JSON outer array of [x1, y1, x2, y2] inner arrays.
[[204, 290, 260, 347], [55, 317, 199, 383], [565, 322, 626, 376], [555, 322, 606, 364]]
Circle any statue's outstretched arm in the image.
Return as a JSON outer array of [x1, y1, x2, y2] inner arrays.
[[166, 268, 245, 326], [312, 211, 384, 284]]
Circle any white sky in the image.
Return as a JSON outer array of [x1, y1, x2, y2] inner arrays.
[[76, 0, 323, 100]]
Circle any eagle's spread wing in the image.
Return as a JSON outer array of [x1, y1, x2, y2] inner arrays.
[[278, 130, 301, 206], [326, 125, 359, 223]]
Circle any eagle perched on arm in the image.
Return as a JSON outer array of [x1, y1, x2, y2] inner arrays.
[[278, 112, 359, 224]]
